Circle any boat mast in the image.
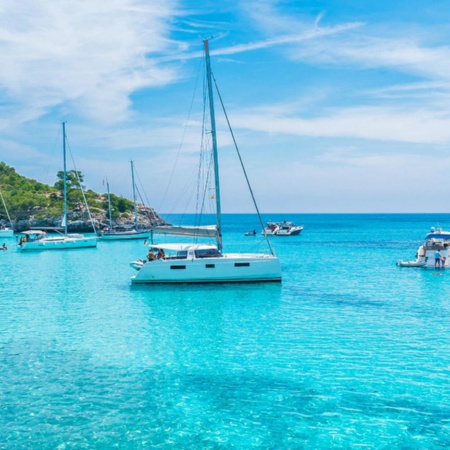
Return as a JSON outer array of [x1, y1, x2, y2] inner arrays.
[[106, 180, 113, 230], [131, 160, 139, 230], [0, 190, 13, 229], [62, 122, 68, 237], [203, 38, 222, 252]]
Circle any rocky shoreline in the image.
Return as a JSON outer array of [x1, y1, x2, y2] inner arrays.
[[2, 204, 168, 233]]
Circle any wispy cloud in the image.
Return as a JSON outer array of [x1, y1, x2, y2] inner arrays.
[[0, 0, 178, 126]]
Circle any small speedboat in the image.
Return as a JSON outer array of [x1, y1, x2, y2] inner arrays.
[[244, 230, 257, 236], [262, 222, 279, 235], [276, 221, 303, 236], [263, 221, 303, 236]]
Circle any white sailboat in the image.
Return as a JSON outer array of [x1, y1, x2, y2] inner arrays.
[[130, 39, 281, 284], [0, 190, 14, 238], [18, 122, 97, 251], [99, 161, 150, 241]]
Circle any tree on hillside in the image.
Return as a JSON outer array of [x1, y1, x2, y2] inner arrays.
[[54, 170, 86, 207]]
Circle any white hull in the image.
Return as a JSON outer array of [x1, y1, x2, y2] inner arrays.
[[100, 230, 149, 240], [397, 260, 426, 268], [276, 226, 303, 236], [263, 222, 303, 236], [131, 253, 281, 284], [19, 234, 97, 251], [0, 229, 14, 238]]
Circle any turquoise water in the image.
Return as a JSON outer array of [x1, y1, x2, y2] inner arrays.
[[1, 214, 450, 448]]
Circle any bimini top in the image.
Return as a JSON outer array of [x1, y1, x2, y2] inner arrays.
[[149, 243, 218, 252], [425, 227, 450, 240], [20, 230, 46, 236]]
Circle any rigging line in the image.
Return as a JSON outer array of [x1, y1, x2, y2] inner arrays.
[[65, 138, 97, 233], [194, 73, 210, 229], [43, 126, 62, 187], [133, 167, 151, 208], [212, 75, 275, 256], [157, 55, 204, 214]]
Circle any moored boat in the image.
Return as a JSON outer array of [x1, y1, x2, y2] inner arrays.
[[397, 227, 450, 268], [130, 39, 281, 284], [18, 122, 97, 251], [99, 161, 150, 241], [262, 221, 303, 236]]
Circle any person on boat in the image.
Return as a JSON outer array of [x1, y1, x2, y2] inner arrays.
[[147, 250, 155, 261], [1, 243, 7, 250], [157, 248, 165, 260], [435, 250, 442, 268], [417, 245, 427, 262]]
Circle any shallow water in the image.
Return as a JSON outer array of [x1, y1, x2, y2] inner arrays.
[[1, 214, 450, 448]]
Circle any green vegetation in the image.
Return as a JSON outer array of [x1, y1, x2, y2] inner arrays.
[[0, 161, 134, 221]]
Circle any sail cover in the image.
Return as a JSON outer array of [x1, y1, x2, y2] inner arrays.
[[150, 225, 218, 238]]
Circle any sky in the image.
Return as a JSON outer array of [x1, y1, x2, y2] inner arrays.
[[1, 0, 450, 214]]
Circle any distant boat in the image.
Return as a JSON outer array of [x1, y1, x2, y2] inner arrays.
[[397, 227, 450, 268], [130, 39, 281, 284], [18, 122, 97, 251], [262, 221, 303, 236], [0, 190, 14, 238], [99, 161, 149, 241]]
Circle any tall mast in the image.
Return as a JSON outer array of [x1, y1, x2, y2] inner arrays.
[[106, 180, 113, 229], [203, 38, 222, 252], [62, 122, 68, 236], [0, 190, 13, 228], [131, 160, 139, 230]]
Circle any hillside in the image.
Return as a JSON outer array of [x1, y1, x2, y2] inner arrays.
[[0, 162, 166, 231]]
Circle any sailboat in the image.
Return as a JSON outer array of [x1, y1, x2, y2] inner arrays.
[[129, 39, 281, 284], [0, 190, 14, 238], [18, 122, 98, 251], [99, 161, 150, 240]]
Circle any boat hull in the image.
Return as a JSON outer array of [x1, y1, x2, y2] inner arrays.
[[276, 227, 303, 236], [100, 230, 150, 240], [19, 235, 97, 251], [131, 254, 281, 284], [397, 260, 426, 267]]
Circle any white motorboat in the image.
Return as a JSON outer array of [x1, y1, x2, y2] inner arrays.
[[262, 222, 280, 235], [18, 123, 97, 251], [262, 221, 303, 236], [130, 39, 281, 284], [0, 190, 14, 237], [276, 221, 303, 236], [397, 227, 450, 268]]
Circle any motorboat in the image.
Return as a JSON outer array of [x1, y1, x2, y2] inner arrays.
[[262, 222, 280, 235], [397, 227, 450, 268], [130, 39, 281, 284], [262, 221, 303, 236], [276, 221, 303, 236]]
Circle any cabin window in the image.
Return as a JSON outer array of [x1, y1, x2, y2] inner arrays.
[[235, 262, 250, 267], [170, 265, 186, 270], [194, 249, 222, 258], [176, 251, 187, 259], [205, 264, 215, 268]]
